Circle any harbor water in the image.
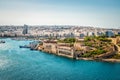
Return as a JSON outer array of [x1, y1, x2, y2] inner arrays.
[[0, 38, 120, 80]]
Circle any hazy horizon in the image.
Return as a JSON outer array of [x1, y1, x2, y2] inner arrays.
[[0, 0, 120, 28]]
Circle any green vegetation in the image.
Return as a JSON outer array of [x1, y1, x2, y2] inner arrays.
[[57, 36, 116, 59], [98, 38, 112, 42], [82, 53, 91, 57], [58, 38, 76, 43], [99, 34, 107, 38], [82, 49, 106, 57], [81, 36, 114, 58], [84, 42, 92, 47], [115, 34, 120, 37], [112, 54, 120, 59], [90, 49, 106, 55], [84, 36, 112, 42], [84, 36, 92, 42], [64, 38, 76, 43]]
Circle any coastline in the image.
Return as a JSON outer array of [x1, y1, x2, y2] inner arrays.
[[77, 57, 120, 63], [1, 38, 120, 80], [10, 37, 120, 63], [37, 45, 120, 63], [101, 59, 120, 62], [39, 49, 120, 63]]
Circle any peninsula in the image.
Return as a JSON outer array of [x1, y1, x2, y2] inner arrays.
[[37, 35, 120, 62]]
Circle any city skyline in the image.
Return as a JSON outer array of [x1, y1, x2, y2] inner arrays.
[[0, 0, 120, 28]]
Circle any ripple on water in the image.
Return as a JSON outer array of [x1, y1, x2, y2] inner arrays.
[[0, 56, 11, 70], [0, 38, 120, 80]]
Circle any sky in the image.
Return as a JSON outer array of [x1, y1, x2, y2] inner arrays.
[[0, 0, 120, 28]]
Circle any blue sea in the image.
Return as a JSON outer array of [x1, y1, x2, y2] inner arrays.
[[0, 38, 120, 80]]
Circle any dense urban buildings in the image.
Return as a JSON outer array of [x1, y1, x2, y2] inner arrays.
[[0, 25, 120, 38]]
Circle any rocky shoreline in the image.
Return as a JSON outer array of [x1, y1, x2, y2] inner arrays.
[[37, 47, 120, 63], [76, 57, 120, 63], [101, 59, 120, 62]]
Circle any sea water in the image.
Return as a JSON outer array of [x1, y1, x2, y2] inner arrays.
[[0, 38, 120, 80]]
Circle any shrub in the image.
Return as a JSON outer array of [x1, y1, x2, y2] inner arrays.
[[64, 38, 76, 43], [58, 38, 76, 43], [84, 36, 91, 42], [84, 42, 92, 47], [113, 54, 120, 59]]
